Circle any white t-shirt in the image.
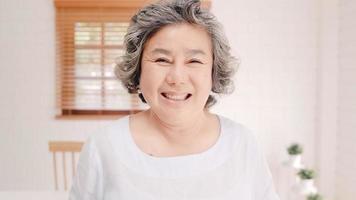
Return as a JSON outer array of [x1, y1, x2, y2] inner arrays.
[[69, 115, 280, 200]]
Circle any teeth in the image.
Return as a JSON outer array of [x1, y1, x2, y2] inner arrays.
[[163, 93, 189, 101]]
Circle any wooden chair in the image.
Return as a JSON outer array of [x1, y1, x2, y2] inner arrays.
[[48, 141, 83, 190]]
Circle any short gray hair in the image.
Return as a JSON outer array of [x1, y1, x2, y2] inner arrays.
[[115, 0, 239, 108]]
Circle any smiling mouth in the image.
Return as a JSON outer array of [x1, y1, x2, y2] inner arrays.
[[161, 93, 192, 101]]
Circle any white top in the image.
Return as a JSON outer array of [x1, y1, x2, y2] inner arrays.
[[0, 191, 67, 200], [69, 115, 280, 200]]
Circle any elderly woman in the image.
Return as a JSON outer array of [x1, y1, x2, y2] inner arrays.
[[69, 0, 279, 199]]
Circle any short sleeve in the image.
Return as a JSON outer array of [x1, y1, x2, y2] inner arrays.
[[247, 133, 280, 200], [69, 136, 103, 200]]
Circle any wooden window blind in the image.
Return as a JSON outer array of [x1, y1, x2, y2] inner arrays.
[[55, 1, 150, 118], [55, 0, 211, 118]]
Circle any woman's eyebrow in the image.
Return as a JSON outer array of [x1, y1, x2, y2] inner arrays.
[[149, 48, 171, 56], [148, 48, 208, 57], [185, 49, 207, 56]]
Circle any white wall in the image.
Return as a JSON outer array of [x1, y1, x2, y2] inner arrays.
[[315, 0, 339, 199], [212, 0, 319, 198], [335, 0, 356, 199], [0, 0, 346, 199], [0, 0, 112, 189]]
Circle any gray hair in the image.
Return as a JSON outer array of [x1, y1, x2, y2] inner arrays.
[[115, 0, 239, 108]]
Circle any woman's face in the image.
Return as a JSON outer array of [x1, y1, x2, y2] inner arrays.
[[140, 23, 213, 123]]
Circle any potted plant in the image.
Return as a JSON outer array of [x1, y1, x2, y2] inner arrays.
[[307, 193, 323, 200], [287, 143, 303, 168], [298, 168, 315, 179], [298, 168, 316, 194]]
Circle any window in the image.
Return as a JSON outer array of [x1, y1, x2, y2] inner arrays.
[[55, 1, 148, 118], [72, 22, 135, 110]]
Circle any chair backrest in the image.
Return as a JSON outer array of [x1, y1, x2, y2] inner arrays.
[[48, 141, 83, 191]]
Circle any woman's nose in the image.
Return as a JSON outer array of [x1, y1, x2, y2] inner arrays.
[[165, 63, 188, 85]]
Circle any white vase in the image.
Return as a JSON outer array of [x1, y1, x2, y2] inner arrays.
[[300, 179, 317, 195], [289, 155, 303, 169]]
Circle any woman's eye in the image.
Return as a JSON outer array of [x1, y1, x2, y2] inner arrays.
[[189, 60, 203, 64], [155, 58, 169, 63]]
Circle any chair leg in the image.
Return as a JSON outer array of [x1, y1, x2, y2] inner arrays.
[[62, 152, 67, 190], [53, 152, 58, 190], [72, 152, 76, 177]]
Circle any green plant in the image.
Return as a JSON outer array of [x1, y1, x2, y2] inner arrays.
[[287, 143, 303, 155], [307, 193, 323, 200], [298, 168, 315, 180]]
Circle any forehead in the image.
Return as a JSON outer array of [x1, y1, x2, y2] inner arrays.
[[143, 23, 213, 56]]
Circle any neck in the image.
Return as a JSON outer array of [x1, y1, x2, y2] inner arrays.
[[145, 109, 210, 145]]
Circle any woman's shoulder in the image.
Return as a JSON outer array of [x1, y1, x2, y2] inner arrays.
[[218, 115, 253, 137], [217, 115, 260, 149], [85, 115, 130, 152], [91, 115, 129, 137], [79, 115, 132, 167]]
